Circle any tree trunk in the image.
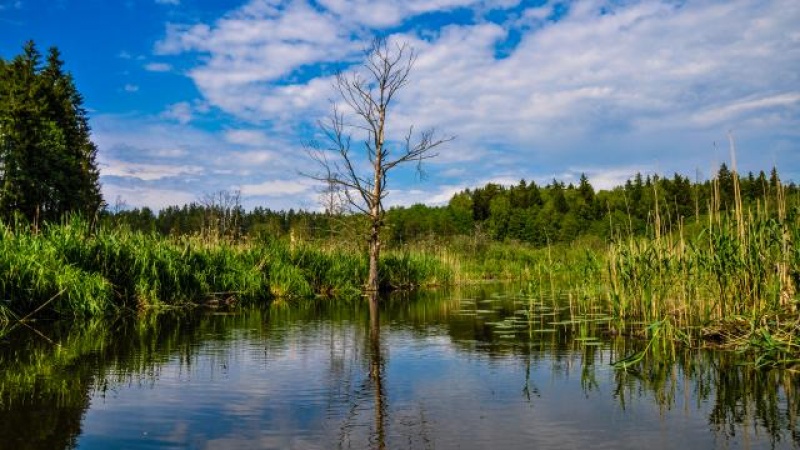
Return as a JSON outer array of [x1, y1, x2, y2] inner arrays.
[[367, 219, 381, 292]]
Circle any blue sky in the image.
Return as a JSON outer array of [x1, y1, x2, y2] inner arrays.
[[2, 0, 799, 211]]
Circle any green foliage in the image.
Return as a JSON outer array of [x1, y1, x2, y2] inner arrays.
[[99, 164, 799, 256], [608, 202, 798, 325], [0, 41, 102, 224], [0, 220, 113, 317], [0, 218, 457, 320]]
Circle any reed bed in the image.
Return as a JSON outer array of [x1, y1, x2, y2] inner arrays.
[[402, 234, 605, 288], [0, 222, 113, 318], [0, 218, 453, 321], [607, 183, 799, 368], [1, 180, 797, 372]]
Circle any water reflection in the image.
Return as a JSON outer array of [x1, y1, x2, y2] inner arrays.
[[0, 285, 797, 449], [368, 292, 386, 450]]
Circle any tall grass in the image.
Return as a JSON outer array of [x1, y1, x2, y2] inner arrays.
[[0, 217, 455, 320], [403, 233, 605, 288], [609, 193, 797, 321], [0, 221, 113, 318], [607, 175, 799, 367]]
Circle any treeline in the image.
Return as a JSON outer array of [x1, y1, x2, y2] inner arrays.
[[105, 202, 338, 242], [106, 165, 798, 246], [392, 165, 797, 245]]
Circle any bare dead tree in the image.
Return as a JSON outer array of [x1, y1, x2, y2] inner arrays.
[[314, 154, 346, 241], [306, 38, 453, 294], [199, 189, 243, 241]]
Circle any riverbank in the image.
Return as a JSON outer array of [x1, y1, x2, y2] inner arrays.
[[0, 218, 452, 320], [2, 201, 798, 368]]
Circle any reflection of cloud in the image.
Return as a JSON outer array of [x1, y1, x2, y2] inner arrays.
[[74, 297, 783, 450]]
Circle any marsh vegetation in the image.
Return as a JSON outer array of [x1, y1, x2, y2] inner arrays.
[[2, 164, 799, 371]]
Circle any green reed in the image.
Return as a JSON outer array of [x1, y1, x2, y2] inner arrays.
[[609, 207, 797, 319], [606, 180, 799, 368], [0, 217, 457, 320]]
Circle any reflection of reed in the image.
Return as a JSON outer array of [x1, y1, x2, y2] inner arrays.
[[607, 341, 800, 446]]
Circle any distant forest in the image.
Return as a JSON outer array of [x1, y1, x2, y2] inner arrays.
[[107, 164, 798, 247]]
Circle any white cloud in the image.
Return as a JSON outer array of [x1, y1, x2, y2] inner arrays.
[[150, 148, 189, 158], [155, 0, 179, 4], [220, 150, 277, 167], [316, 0, 503, 28], [224, 129, 271, 146], [161, 102, 193, 124], [379, 0, 800, 176], [565, 166, 653, 191], [118, 0, 800, 209], [691, 93, 800, 127], [158, 0, 798, 141], [386, 183, 466, 207], [154, 2, 360, 120], [240, 179, 312, 196], [103, 160, 204, 181], [123, 84, 139, 92], [93, 114, 321, 210], [102, 184, 195, 210], [144, 62, 173, 72], [152, 0, 527, 121]]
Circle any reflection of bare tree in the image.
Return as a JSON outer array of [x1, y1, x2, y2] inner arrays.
[[369, 292, 387, 450], [522, 345, 540, 404], [334, 293, 387, 450], [332, 293, 441, 449]]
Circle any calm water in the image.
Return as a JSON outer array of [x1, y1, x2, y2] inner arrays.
[[1, 285, 798, 449]]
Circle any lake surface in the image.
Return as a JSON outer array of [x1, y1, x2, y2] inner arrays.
[[1, 284, 798, 449]]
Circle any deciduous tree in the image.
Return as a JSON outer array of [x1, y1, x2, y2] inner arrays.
[[307, 38, 452, 293]]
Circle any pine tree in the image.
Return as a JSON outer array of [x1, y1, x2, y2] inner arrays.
[[0, 41, 102, 225], [550, 179, 569, 214], [578, 173, 595, 204], [527, 181, 543, 207], [717, 163, 734, 210], [0, 41, 44, 222]]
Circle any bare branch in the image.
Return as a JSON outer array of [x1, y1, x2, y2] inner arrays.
[[302, 37, 452, 291]]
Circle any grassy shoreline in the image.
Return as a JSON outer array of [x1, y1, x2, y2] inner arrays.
[[0, 218, 452, 320], [1, 199, 798, 367]]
